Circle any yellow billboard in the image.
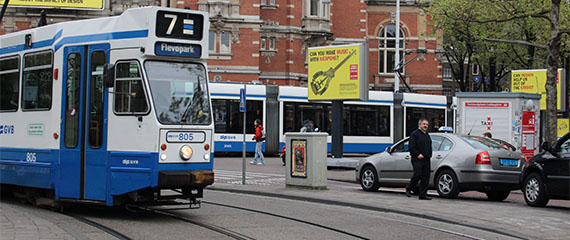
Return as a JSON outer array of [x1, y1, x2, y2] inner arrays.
[[308, 44, 368, 101], [511, 69, 565, 110], [0, 0, 104, 10], [558, 118, 569, 138]]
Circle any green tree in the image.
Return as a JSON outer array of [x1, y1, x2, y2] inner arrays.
[[426, 0, 570, 143]]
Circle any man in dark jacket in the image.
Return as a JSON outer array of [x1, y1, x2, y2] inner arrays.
[[405, 118, 433, 200]]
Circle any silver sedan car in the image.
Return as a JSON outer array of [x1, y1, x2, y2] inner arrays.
[[356, 133, 525, 201]]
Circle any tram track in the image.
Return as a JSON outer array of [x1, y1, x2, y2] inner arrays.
[[207, 187, 527, 240], [64, 213, 133, 240], [202, 200, 369, 240], [130, 205, 255, 240]]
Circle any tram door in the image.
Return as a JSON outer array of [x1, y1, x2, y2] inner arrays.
[[59, 44, 109, 201]]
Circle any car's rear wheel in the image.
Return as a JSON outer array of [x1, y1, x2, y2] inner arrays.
[[485, 190, 510, 201], [523, 172, 549, 207], [360, 166, 380, 192], [436, 169, 460, 198]]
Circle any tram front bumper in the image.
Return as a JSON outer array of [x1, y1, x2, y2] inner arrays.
[[158, 170, 214, 188]]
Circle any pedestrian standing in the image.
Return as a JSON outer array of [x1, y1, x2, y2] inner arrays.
[[250, 119, 265, 165], [405, 118, 433, 200], [482, 132, 492, 138]]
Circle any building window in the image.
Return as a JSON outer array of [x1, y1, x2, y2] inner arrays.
[[260, 37, 276, 50], [378, 24, 405, 74], [266, 0, 275, 5], [261, 38, 267, 50], [306, 0, 330, 18], [209, 31, 231, 54], [472, 63, 479, 75], [208, 31, 215, 52], [443, 67, 452, 78], [442, 86, 453, 97]]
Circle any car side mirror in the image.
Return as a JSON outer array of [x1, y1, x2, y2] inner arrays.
[[541, 141, 551, 152], [104, 63, 115, 88], [385, 147, 391, 153]]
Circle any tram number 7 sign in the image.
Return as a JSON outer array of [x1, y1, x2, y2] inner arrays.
[[156, 11, 204, 40]]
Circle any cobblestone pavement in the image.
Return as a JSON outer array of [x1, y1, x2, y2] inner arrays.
[[0, 200, 114, 240]]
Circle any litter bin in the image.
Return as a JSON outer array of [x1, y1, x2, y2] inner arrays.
[[284, 132, 328, 189]]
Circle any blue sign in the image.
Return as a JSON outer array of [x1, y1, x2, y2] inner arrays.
[[239, 88, 246, 112], [473, 77, 479, 82], [155, 42, 201, 58], [484, 77, 489, 83]]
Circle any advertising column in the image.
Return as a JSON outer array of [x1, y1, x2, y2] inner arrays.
[[521, 111, 537, 159]]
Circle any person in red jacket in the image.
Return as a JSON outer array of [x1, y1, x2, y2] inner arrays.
[[250, 119, 265, 165], [279, 145, 286, 166]]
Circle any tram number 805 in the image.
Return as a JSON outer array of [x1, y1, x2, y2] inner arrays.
[[179, 133, 194, 141]]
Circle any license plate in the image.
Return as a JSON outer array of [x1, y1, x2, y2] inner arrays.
[[499, 159, 518, 166]]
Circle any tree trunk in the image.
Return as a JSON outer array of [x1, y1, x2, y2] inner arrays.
[[545, 0, 562, 143]]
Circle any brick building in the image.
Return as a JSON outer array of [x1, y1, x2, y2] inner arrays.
[[0, 0, 453, 94]]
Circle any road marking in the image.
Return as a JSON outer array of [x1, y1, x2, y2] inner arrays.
[[214, 170, 285, 186]]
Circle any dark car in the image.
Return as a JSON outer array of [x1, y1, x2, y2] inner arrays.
[[520, 132, 570, 207]]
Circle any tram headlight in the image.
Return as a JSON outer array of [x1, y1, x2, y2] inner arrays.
[[180, 145, 193, 160]]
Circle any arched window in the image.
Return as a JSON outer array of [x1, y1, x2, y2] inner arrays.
[[378, 24, 405, 73]]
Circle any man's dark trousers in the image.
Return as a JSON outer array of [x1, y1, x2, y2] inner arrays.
[[408, 158, 430, 196]]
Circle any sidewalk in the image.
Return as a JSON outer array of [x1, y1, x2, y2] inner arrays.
[[208, 179, 570, 240], [0, 200, 113, 240]]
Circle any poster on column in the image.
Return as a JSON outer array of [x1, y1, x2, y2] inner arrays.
[[291, 139, 307, 178], [521, 111, 537, 159], [460, 101, 512, 139]]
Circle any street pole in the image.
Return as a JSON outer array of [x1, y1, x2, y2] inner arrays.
[[242, 84, 246, 185], [394, 0, 400, 92]]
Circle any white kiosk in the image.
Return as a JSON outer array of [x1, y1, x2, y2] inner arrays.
[[456, 92, 541, 159], [284, 133, 328, 189]]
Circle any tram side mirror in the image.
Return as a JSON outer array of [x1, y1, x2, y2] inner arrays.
[[104, 63, 115, 88]]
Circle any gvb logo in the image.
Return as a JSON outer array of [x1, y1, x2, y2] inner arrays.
[[0, 125, 15, 135]]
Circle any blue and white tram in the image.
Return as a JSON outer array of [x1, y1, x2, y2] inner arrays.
[[401, 93, 448, 136], [0, 7, 214, 207], [278, 86, 394, 153], [210, 83, 266, 152]]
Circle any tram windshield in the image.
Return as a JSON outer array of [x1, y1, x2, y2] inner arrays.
[[146, 61, 211, 125]]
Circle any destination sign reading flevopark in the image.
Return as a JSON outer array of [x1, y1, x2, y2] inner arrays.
[[155, 42, 201, 58]]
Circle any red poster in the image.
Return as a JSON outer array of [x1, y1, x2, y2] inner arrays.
[[521, 111, 536, 159], [350, 64, 358, 80], [291, 139, 307, 178]]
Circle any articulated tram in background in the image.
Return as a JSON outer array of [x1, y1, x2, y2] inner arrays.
[[0, 7, 214, 207], [210, 83, 450, 155]]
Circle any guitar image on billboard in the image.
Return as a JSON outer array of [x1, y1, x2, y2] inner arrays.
[[310, 50, 356, 95]]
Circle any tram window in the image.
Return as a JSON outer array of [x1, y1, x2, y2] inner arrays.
[[343, 104, 390, 136], [22, 51, 52, 110], [283, 102, 330, 134], [64, 53, 81, 148], [0, 57, 20, 112], [89, 51, 105, 148], [114, 61, 149, 114], [147, 61, 211, 125], [212, 99, 263, 133], [405, 107, 445, 136]]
